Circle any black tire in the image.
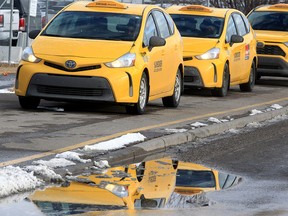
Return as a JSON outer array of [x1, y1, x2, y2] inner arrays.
[[240, 61, 255, 92], [162, 69, 182, 107], [18, 96, 40, 109], [126, 73, 148, 115], [211, 64, 229, 97]]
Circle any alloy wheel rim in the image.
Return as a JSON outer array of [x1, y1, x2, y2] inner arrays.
[[139, 77, 147, 109], [174, 73, 181, 102]]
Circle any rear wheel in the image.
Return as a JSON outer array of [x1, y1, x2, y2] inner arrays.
[[240, 61, 255, 92], [211, 64, 229, 97], [126, 73, 148, 115], [18, 96, 40, 109], [162, 69, 182, 107]]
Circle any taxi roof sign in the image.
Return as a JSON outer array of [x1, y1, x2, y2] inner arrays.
[[268, 4, 288, 10], [86, 0, 128, 9], [179, 5, 213, 13]]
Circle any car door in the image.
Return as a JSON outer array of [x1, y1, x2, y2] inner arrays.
[[152, 10, 175, 93], [142, 12, 165, 96], [232, 12, 251, 81], [225, 15, 243, 83]]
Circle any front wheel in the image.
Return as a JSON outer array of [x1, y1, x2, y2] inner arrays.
[[162, 69, 182, 107], [18, 96, 40, 109], [126, 73, 148, 115], [211, 64, 229, 97], [240, 61, 255, 92]]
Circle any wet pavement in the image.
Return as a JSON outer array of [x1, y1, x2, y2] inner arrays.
[[0, 157, 239, 215]]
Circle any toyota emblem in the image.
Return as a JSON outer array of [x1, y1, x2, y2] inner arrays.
[[65, 60, 77, 69]]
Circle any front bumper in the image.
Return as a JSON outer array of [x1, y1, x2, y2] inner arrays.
[[184, 60, 223, 88], [15, 61, 141, 103], [257, 56, 288, 77]]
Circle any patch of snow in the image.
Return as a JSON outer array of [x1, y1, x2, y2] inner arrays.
[[249, 109, 263, 116], [56, 151, 91, 163], [24, 165, 63, 182], [37, 106, 64, 112], [0, 88, 14, 93], [93, 160, 110, 169], [270, 104, 283, 110], [247, 122, 262, 128], [165, 128, 188, 133], [0, 166, 43, 198], [83, 133, 146, 151], [191, 122, 208, 128], [208, 117, 222, 124], [32, 158, 75, 168], [228, 129, 240, 134]]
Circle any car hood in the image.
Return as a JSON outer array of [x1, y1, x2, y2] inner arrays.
[[254, 30, 288, 43], [32, 36, 134, 62], [182, 37, 219, 54]]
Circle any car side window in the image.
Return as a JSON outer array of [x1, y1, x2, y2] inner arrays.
[[152, 10, 171, 39], [143, 14, 158, 47], [164, 13, 175, 35], [233, 13, 247, 36], [226, 16, 237, 43], [241, 13, 251, 33]]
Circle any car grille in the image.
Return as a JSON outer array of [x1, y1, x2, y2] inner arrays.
[[44, 61, 101, 72], [37, 85, 103, 97], [257, 45, 286, 57]]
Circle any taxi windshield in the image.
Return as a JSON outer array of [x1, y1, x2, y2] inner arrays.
[[248, 11, 288, 31], [170, 14, 224, 38], [42, 11, 142, 41]]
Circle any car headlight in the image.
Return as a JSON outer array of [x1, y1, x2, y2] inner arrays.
[[99, 181, 128, 198], [195, 48, 220, 60], [22, 47, 42, 63], [105, 53, 136, 68], [284, 42, 288, 47]]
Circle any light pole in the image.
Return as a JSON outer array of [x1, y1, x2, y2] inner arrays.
[[207, 0, 210, 7]]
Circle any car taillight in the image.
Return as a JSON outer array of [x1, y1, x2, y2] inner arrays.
[[19, 18, 26, 31], [0, 15, 4, 27]]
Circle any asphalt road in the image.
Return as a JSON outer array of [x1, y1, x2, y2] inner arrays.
[[165, 116, 288, 216], [0, 76, 288, 167]]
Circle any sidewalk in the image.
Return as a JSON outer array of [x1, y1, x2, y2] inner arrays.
[[0, 64, 17, 75]]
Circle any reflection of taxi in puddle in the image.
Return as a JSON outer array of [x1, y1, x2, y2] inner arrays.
[[30, 158, 178, 212], [175, 162, 240, 195]]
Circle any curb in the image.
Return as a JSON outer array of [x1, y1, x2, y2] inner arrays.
[[107, 106, 288, 165]]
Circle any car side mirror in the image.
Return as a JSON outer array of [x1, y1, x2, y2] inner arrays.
[[148, 36, 166, 51], [229, 35, 244, 46], [29, 30, 41, 39]]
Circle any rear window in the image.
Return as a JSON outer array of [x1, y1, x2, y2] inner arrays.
[[42, 11, 142, 41], [170, 14, 224, 38], [0, 0, 12, 9], [248, 11, 288, 31]]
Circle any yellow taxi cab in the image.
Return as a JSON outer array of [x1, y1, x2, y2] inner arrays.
[[29, 158, 178, 211], [15, 0, 184, 114], [247, 4, 288, 80], [166, 5, 258, 97], [175, 161, 240, 196]]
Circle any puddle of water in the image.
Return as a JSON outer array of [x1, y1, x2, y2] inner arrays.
[[0, 157, 241, 215]]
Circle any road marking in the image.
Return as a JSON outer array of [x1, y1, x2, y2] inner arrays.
[[1, 97, 288, 167]]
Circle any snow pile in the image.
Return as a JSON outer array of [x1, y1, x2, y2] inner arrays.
[[83, 133, 146, 151], [250, 109, 263, 116], [32, 158, 75, 168], [247, 122, 262, 128], [38, 106, 64, 112], [191, 122, 208, 129], [24, 165, 63, 182], [270, 104, 283, 110], [165, 128, 188, 133], [0, 166, 43, 198], [0, 88, 14, 93], [56, 151, 91, 163]]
